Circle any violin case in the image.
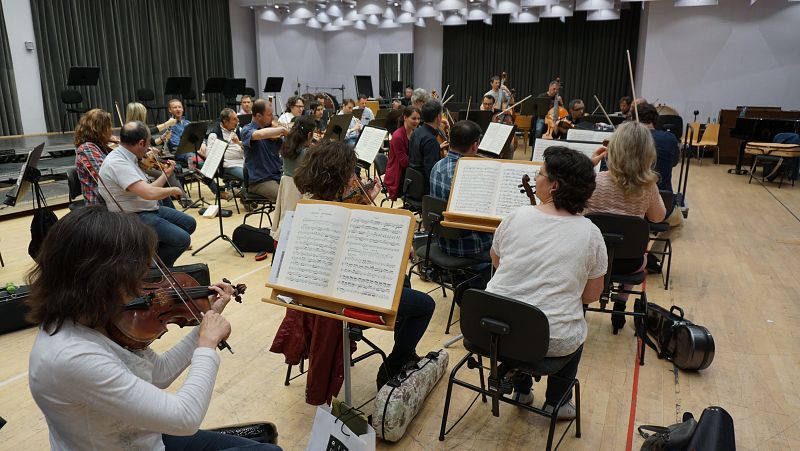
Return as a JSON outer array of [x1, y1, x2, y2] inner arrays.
[[145, 263, 210, 286], [0, 285, 34, 335], [372, 349, 449, 442], [645, 303, 715, 371]]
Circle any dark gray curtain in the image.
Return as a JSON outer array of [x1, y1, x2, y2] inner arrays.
[[399, 53, 413, 93], [443, 10, 641, 114], [379, 53, 414, 98], [30, 0, 234, 131], [0, 2, 23, 136]]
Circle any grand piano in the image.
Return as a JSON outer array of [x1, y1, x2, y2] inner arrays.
[[729, 117, 800, 174]]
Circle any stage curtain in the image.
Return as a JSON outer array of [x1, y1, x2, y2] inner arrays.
[[0, 2, 23, 136], [442, 10, 641, 117], [30, 0, 234, 132]]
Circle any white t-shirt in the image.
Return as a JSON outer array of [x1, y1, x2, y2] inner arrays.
[[277, 112, 295, 127], [99, 146, 159, 213], [28, 323, 219, 451], [220, 126, 244, 169], [486, 206, 607, 356]]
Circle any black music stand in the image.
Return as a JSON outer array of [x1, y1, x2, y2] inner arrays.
[[353, 108, 365, 120], [263, 77, 284, 93], [203, 77, 227, 95], [3, 143, 45, 207], [237, 113, 252, 126], [67, 67, 100, 87], [165, 77, 192, 99], [192, 138, 243, 258], [532, 97, 552, 119], [458, 110, 493, 133], [224, 78, 247, 108], [323, 113, 353, 141], [354, 75, 373, 98], [175, 121, 212, 209]]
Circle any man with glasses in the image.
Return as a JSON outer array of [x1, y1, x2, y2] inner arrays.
[[277, 95, 305, 127]]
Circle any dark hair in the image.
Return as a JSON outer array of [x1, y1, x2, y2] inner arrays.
[[309, 101, 322, 112], [357, 93, 367, 101], [287, 95, 304, 112], [420, 100, 442, 123], [637, 103, 659, 125], [405, 84, 413, 90], [219, 107, 236, 122], [294, 140, 356, 201], [26, 206, 156, 334], [619, 96, 632, 105], [542, 146, 596, 215], [449, 120, 481, 153], [342, 98, 355, 108], [252, 98, 269, 116], [482, 94, 495, 104], [385, 109, 403, 134], [120, 121, 150, 145], [490, 75, 500, 82], [568, 99, 584, 110], [280, 115, 316, 160], [549, 80, 560, 88], [240, 95, 252, 102]]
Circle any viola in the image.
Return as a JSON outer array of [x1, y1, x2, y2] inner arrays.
[[108, 273, 246, 350], [518, 174, 537, 206], [139, 148, 170, 172]]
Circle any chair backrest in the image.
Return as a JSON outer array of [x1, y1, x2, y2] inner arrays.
[[402, 167, 425, 203], [373, 152, 388, 177], [683, 122, 701, 145], [700, 123, 719, 144], [184, 89, 197, 101], [422, 195, 462, 239], [66, 167, 82, 200], [61, 89, 83, 105], [461, 289, 550, 363], [137, 88, 156, 102], [656, 114, 683, 142], [514, 115, 532, 129], [242, 165, 251, 190], [585, 213, 650, 261]]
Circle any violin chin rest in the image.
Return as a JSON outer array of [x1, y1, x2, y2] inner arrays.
[[208, 422, 278, 445]]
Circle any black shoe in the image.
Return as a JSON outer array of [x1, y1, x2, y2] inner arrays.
[[646, 253, 662, 274], [376, 362, 404, 390], [612, 300, 627, 334]]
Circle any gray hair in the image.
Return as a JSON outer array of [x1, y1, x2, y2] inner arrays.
[[219, 108, 236, 122], [411, 88, 430, 105]]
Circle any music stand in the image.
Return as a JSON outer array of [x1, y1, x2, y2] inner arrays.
[[67, 67, 100, 86], [203, 77, 227, 95], [175, 121, 211, 209], [353, 108, 365, 120], [3, 143, 45, 207], [391, 80, 403, 98], [323, 113, 353, 141], [192, 137, 243, 258], [263, 77, 284, 93], [519, 99, 536, 116], [532, 97, 552, 119], [165, 77, 192, 98], [354, 75, 373, 98], [458, 110, 493, 133], [224, 78, 247, 107], [237, 113, 252, 126]]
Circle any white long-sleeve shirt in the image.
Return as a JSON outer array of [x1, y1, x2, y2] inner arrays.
[[28, 322, 220, 450]]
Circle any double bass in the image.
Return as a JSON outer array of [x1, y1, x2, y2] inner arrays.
[[542, 77, 571, 140]]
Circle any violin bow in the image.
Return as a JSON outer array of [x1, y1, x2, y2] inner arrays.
[[80, 159, 233, 353], [114, 101, 124, 126], [593, 95, 616, 131], [626, 49, 639, 122], [441, 84, 450, 102], [465, 96, 471, 121]]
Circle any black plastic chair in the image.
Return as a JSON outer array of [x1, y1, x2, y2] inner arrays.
[[136, 88, 167, 124], [647, 191, 674, 289], [183, 89, 208, 121], [65, 167, 85, 210], [408, 195, 484, 333], [373, 153, 392, 207], [584, 213, 651, 364], [439, 289, 581, 451], [243, 87, 256, 98], [401, 167, 425, 214], [241, 166, 275, 228], [60, 89, 88, 132]]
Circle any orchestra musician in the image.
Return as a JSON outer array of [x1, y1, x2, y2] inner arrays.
[[273, 115, 315, 242], [238, 94, 253, 115], [384, 106, 421, 201], [480, 94, 496, 112], [308, 100, 327, 139], [401, 84, 414, 106], [241, 99, 287, 204], [338, 98, 362, 145], [290, 140, 436, 390], [485, 75, 511, 111], [487, 146, 606, 416], [26, 206, 280, 451], [204, 108, 245, 199], [408, 100, 447, 195], [98, 121, 196, 267], [391, 98, 403, 110], [355, 94, 375, 127], [410, 88, 431, 109], [277, 95, 305, 128], [74, 109, 117, 205], [535, 80, 561, 138], [617, 96, 633, 120]]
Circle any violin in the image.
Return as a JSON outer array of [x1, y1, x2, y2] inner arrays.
[[139, 148, 170, 172], [518, 174, 537, 206], [430, 88, 451, 157], [108, 273, 246, 350], [340, 175, 379, 206]]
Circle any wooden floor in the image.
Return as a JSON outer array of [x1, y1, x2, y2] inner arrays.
[[1, 158, 799, 450]]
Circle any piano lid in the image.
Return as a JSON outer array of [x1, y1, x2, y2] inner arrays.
[[730, 117, 800, 141]]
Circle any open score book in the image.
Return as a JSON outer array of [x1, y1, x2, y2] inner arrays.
[[269, 201, 413, 312]]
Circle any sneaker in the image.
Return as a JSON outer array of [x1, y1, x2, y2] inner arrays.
[[543, 401, 576, 420], [511, 390, 534, 406]]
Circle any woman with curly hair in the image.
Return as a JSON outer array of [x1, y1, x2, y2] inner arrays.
[[74, 109, 118, 205], [487, 146, 607, 418]]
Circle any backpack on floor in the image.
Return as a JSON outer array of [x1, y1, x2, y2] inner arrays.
[[232, 225, 274, 253], [645, 303, 715, 371]]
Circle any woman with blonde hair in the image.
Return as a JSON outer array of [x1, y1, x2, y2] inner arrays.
[[74, 109, 117, 205], [585, 120, 666, 331]]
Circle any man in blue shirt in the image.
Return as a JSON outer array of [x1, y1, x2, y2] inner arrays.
[[639, 103, 680, 192], [240, 99, 288, 202], [429, 120, 492, 261]]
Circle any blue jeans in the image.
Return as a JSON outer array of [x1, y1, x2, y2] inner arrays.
[[534, 118, 545, 139], [223, 166, 244, 191], [386, 280, 435, 370], [163, 430, 281, 450], [138, 207, 197, 267]]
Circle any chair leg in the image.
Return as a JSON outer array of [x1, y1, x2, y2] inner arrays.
[[574, 379, 581, 438], [477, 355, 487, 403], [439, 353, 472, 441], [663, 239, 672, 290]]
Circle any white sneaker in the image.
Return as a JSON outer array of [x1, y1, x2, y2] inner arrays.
[[511, 390, 534, 406], [543, 401, 576, 420]]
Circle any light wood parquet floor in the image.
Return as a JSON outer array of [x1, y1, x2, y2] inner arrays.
[[1, 156, 799, 450]]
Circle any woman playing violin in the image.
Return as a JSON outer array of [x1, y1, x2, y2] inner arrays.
[[74, 109, 119, 205], [26, 207, 280, 451]]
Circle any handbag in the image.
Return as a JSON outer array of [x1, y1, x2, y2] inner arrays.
[[639, 412, 697, 451], [28, 182, 58, 260], [232, 224, 274, 253], [645, 303, 715, 371]]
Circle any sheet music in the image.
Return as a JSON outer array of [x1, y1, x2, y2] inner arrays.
[[268, 212, 294, 284], [333, 209, 410, 309], [566, 129, 613, 143], [200, 137, 228, 179], [493, 162, 542, 217], [478, 122, 514, 156], [354, 126, 387, 167], [277, 203, 349, 296], [532, 139, 601, 172], [448, 159, 500, 216]]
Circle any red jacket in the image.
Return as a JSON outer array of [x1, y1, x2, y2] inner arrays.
[[270, 309, 356, 406], [384, 127, 410, 200]]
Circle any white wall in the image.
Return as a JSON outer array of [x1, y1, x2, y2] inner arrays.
[[229, 1, 258, 89], [639, 0, 800, 121], [2, 0, 46, 134], [413, 21, 443, 94]]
